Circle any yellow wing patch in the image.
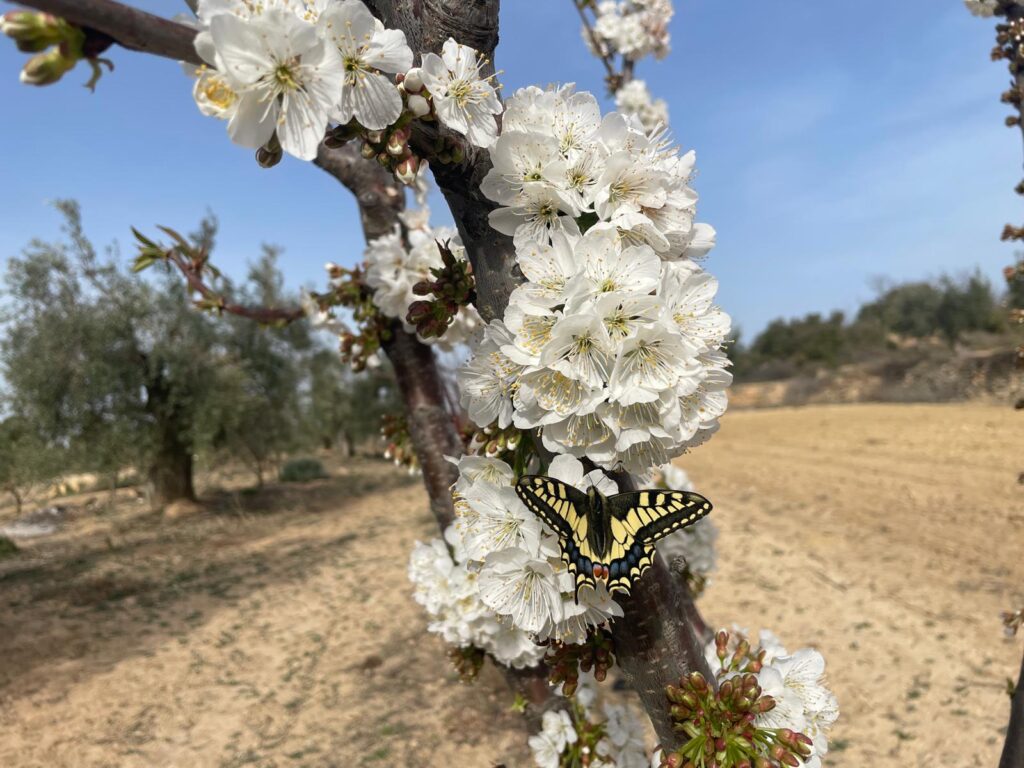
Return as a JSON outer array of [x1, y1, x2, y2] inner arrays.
[[516, 477, 713, 602]]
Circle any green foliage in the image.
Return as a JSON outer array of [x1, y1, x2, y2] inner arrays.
[[0, 416, 53, 512], [733, 271, 1010, 381], [279, 457, 328, 483], [0, 202, 396, 499], [0, 536, 18, 559]]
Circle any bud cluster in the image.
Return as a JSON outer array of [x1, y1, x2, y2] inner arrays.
[[465, 423, 524, 464], [316, 70, 464, 184], [545, 629, 616, 696], [1, 11, 111, 89], [661, 671, 812, 768], [405, 240, 477, 339], [320, 262, 393, 372], [381, 413, 418, 471], [713, 630, 766, 676], [446, 644, 486, 681]]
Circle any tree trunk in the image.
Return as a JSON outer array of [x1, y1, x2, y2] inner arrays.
[[8, 488, 23, 517], [146, 379, 196, 506], [149, 434, 195, 506]]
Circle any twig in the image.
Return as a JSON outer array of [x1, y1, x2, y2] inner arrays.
[[161, 247, 305, 325], [572, 0, 617, 82], [11, 0, 201, 65]]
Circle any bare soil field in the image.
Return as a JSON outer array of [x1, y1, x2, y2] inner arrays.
[[0, 403, 1021, 767]]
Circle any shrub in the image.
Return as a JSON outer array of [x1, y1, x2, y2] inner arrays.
[[0, 536, 19, 559], [278, 458, 328, 483]]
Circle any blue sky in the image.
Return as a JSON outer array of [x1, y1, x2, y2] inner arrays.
[[0, 0, 1018, 336]]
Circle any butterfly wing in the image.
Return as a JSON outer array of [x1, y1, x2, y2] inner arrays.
[[604, 490, 713, 596], [515, 475, 599, 598]]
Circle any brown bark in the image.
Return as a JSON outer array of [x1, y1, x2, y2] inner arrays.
[[1001, 645, 1024, 768], [148, 417, 196, 506], [383, 326, 461, 529]]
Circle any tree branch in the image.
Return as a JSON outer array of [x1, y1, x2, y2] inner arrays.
[[314, 142, 405, 242], [160, 248, 305, 325], [1001, 638, 1024, 768], [10, 0, 202, 66], [573, 0, 617, 82]]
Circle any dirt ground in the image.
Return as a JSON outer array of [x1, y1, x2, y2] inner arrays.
[[0, 403, 1021, 767]]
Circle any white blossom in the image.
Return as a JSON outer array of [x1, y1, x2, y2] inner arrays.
[[421, 38, 502, 148], [615, 79, 669, 132], [469, 102, 731, 474], [528, 709, 578, 767], [407, 534, 545, 669], [319, 0, 413, 130], [363, 206, 483, 349], [477, 548, 567, 634], [205, 7, 344, 160], [587, 0, 673, 62], [187, 65, 239, 120], [457, 321, 524, 429], [597, 703, 650, 768]]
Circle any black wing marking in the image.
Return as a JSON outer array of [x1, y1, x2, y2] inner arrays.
[[602, 489, 713, 596], [515, 475, 599, 600]]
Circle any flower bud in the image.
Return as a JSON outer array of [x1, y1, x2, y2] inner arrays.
[[2, 11, 65, 51], [395, 155, 420, 185], [408, 93, 431, 117], [20, 48, 74, 86], [404, 66, 424, 93], [366, 129, 384, 144]]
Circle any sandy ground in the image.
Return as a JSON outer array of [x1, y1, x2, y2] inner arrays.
[[687, 403, 1024, 768], [0, 403, 1021, 767]]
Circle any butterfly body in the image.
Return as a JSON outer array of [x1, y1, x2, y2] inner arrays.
[[516, 475, 713, 601]]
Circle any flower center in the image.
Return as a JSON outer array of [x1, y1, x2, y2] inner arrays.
[[203, 76, 236, 109], [274, 60, 301, 91], [448, 78, 476, 108]]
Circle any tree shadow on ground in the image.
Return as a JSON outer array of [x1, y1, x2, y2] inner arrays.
[[0, 460, 421, 695]]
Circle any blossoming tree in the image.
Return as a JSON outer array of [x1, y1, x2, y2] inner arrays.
[[8, 1, 1016, 766]]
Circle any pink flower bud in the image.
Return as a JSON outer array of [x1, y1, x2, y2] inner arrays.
[[395, 155, 420, 185]]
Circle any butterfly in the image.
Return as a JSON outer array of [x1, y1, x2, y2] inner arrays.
[[515, 475, 712, 601]]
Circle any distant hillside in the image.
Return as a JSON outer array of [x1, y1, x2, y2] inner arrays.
[[730, 343, 1020, 408], [729, 268, 1023, 406]]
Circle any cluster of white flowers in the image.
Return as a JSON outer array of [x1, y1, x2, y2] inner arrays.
[[706, 630, 840, 768], [587, 0, 673, 61], [529, 682, 650, 768], [614, 79, 669, 132], [451, 454, 624, 643], [459, 85, 730, 475], [408, 533, 546, 668], [408, 453, 626, 665], [186, 0, 500, 160], [652, 464, 718, 583], [363, 207, 482, 349]]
